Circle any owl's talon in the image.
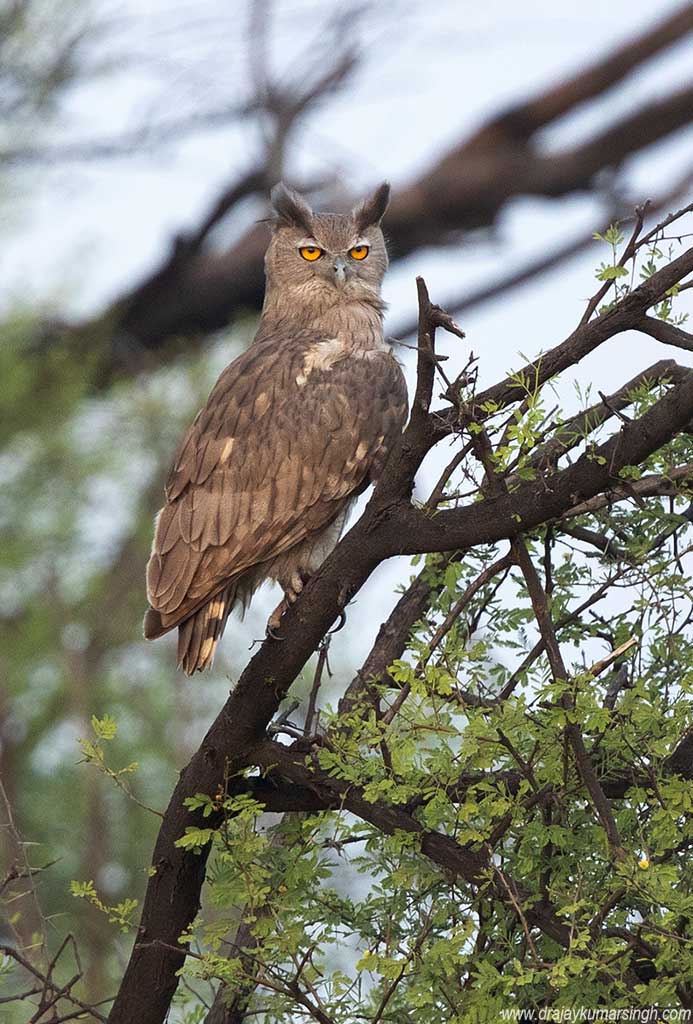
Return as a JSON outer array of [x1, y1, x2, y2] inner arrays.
[[328, 610, 347, 634], [266, 598, 289, 640]]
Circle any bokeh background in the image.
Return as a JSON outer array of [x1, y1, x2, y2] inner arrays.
[[1, 0, 692, 1004]]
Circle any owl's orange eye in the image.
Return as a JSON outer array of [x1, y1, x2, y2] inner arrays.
[[349, 245, 369, 260], [299, 246, 323, 262]]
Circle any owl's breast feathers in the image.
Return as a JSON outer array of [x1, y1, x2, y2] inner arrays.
[[145, 330, 408, 638]]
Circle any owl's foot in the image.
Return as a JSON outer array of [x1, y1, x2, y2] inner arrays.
[[286, 571, 311, 604], [266, 573, 313, 640]]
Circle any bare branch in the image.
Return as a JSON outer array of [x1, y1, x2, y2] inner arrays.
[[637, 316, 693, 353]]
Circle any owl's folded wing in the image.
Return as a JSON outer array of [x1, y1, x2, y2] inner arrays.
[[146, 333, 408, 633]]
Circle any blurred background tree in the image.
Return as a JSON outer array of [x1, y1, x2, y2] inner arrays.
[[0, 1, 692, 1020]]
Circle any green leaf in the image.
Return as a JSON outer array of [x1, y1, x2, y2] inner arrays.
[[91, 713, 117, 740], [175, 827, 215, 853], [596, 264, 628, 281]]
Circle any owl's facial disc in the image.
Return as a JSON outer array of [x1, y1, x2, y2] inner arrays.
[[291, 226, 379, 294]]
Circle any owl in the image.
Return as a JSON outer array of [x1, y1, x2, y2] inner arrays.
[[144, 182, 409, 674]]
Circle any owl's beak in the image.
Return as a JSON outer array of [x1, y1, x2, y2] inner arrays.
[[332, 256, 349, 287]]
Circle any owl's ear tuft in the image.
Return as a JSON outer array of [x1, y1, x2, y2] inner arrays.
[[270, 182, 314, 233], [353, 182, 391, 231]]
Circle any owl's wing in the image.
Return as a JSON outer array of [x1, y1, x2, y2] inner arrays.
[[146, 332, 408, 633]]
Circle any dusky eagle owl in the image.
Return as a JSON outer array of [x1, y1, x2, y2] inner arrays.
[[144, 182, 408, 673]]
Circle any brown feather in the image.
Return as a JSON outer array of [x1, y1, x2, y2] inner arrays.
[[145, 187, 409, 673], [146, 336, 407, 638]]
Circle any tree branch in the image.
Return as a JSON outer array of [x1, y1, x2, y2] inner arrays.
[[107, 266, 693, 1023], [249, 739, 570, 947], [637, 316, 693, 353]]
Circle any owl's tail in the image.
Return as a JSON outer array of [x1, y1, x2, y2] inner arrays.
[[144, 570, 260, 674], [176, 587, 235, 675]]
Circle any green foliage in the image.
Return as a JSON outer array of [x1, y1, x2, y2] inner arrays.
[[168, 355, 693, 1018], [79, 714, 151, 812], [176, 828, 217, 853], [592, 224, 633, 313], [591, 224, 691, 325], [69, 878, 139, 932]]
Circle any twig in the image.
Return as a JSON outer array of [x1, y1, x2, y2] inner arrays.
[[0, 942, 108, 1022], [587, 638, 638, 680], [380, 552, 512, 726], [579, 202, 648, 326], [490, 859, 541, 963], [305, 639, 331, 737], [512, 539, 626, 861]]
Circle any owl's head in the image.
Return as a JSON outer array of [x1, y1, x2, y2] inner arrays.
[[264, 182, 390, 302]]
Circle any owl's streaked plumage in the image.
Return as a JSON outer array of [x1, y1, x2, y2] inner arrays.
[[144, 182, 408, 673]]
